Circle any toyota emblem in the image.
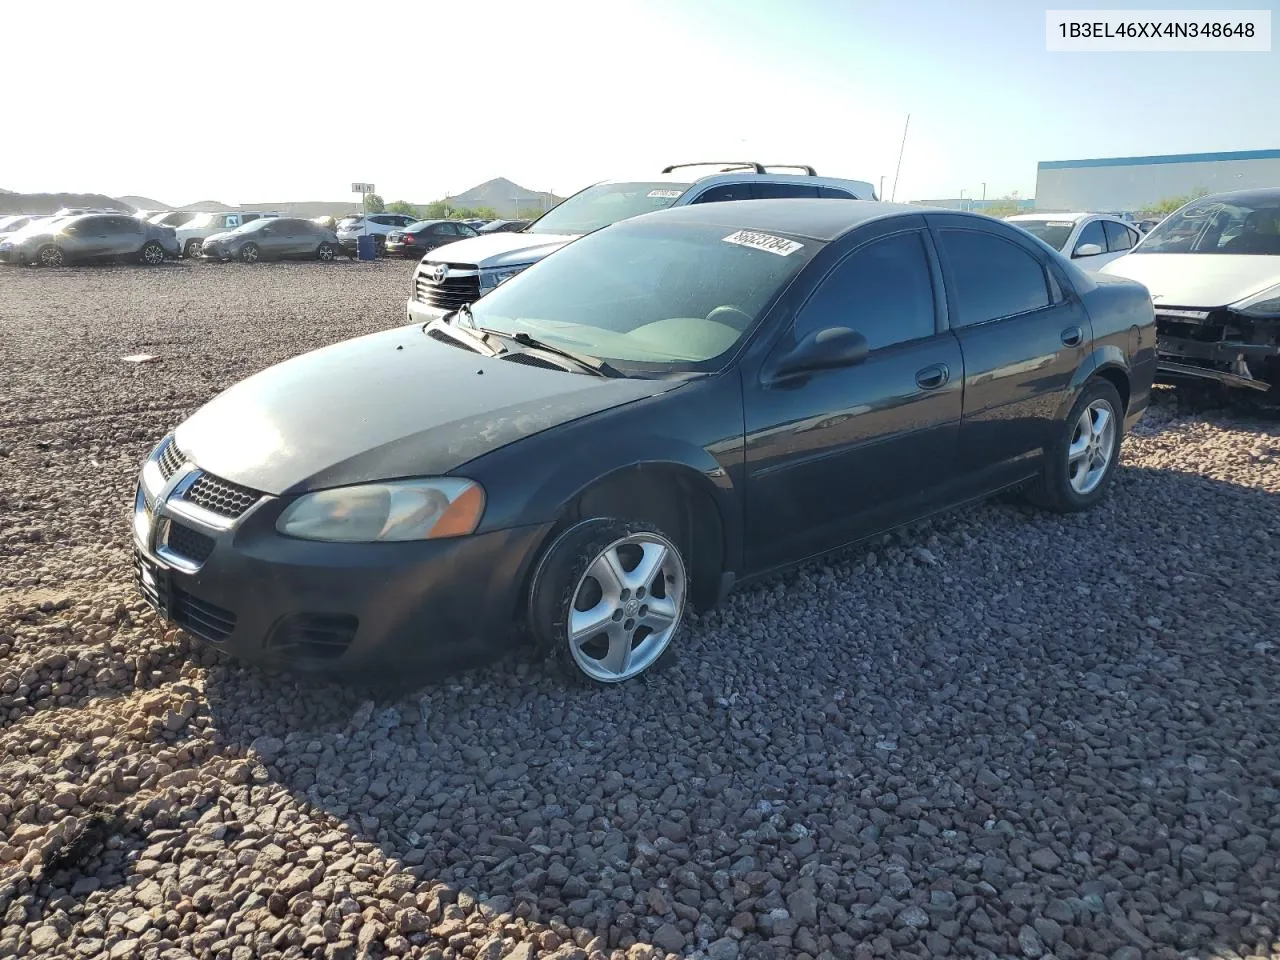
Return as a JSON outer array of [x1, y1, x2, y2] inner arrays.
[[428, 263, 448, 284]]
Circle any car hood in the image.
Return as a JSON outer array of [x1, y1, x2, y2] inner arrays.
[[174, 324, 678, 496], [1101, 253, 1280, 307], [203, 231, 237, 244], [420, 231, 580, 268]]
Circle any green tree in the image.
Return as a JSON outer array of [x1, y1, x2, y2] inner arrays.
[[420, 201, 451, 219], [386, 200, 419, 217], [363, 193, 385, 214], [1150, 188, 1209, 216]]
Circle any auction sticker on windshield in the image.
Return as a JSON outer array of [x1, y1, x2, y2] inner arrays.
[[722, 229, 804, 256], [647, 189, 683, 199]]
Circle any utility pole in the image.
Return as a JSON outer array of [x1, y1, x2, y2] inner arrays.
[[981, 182, 987, 202], [889, 113, 910, 202]]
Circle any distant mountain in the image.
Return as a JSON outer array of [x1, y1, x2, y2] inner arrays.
[[447, 177, 561, 218], [0, 187, 14, 194], [177, 200, 239, 212], [115, 195, 171, 211], [234, 200, 365, 218], [0, 191, 133, 215]]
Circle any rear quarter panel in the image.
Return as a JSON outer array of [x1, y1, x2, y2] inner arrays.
[[1078, 273, 1158, 427]]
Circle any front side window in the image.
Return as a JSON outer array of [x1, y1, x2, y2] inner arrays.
[[794, 231, 936, 349], [938, 229, 1050, 327], [1136, 193, 1280, 255], [467, 220, 820, 371], [526, 182, 692, 235], [1074, 220, 1106, 254]]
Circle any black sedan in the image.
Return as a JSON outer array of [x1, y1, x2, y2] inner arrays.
[[131, 200, 1157, 684], [385, 219, 479, 258]]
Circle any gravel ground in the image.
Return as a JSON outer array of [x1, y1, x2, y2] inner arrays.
[[1, 259, 1279, 960]]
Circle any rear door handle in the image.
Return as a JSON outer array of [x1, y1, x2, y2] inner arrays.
[[915, 363, 950, 390], [1061, 326, 1084, 347]]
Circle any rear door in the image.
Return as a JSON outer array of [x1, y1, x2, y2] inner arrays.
[[104, 216, 145, 256], [927, 215, 1092, 489]]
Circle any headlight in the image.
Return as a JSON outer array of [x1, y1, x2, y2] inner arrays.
[[275, 478, 485, 543], [478, 266, 525, 294], [1233, 282, 1280, 319]]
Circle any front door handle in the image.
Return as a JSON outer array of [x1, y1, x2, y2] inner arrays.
[[915, 363, 950, 390], [1061, 326, 1084, 347]]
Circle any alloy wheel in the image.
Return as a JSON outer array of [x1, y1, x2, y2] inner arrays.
[[1067, 398, 1116, 495], [567, 532, 686, 683]]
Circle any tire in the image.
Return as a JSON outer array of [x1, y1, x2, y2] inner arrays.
[[527, 518, 689, 685], [317, 242, 336, 262], [184, 239, 203, 259], [140, 241, 165, 265], [239, 243, 260, 264], [1026, 378, 1124, 513], [36, 245, 65, 268]]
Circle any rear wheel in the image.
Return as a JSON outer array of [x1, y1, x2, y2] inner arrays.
[[36, 245, 65, 268], [140, 241, 165, 265], [317, 242, 336, 261], [1026, 378, 1124, 513], [528, 519, 689, 685], [184, 239, 203, 259], [239, 243, 260, 264]]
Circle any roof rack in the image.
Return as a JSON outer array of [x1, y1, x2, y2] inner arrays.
[[663, 161, 766, 175], [762, 164, 818, 176]]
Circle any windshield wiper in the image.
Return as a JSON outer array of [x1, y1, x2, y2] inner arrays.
[[431, 306, 500, 357], [508, 331, 623, 378]]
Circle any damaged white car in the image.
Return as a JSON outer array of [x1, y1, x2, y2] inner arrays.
[[1101, 188, 1280, 392]]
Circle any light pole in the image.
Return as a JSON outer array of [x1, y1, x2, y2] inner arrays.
[[981, 182, 987, 202], [959, 189, 968, 212], [879, 175, 885, 200]]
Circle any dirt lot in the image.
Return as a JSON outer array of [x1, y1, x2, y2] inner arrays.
[[1, 260, 1279, 960]]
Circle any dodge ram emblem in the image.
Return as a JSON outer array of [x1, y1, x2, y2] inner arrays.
[[427, 263, 448, 284]]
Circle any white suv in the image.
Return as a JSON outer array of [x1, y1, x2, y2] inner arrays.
[[175, 211, 278, 259], [336, 213, 418, 257], [406, 162, 877, 322]]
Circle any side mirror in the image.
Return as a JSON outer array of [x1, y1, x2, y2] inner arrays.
[[1074, 242, 1104, 257], [771, 327, 869, 380]]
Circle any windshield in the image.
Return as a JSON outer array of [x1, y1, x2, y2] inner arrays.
[[0, 216, 23, 231], [9, 216, 65, 238], [466, 219, 818, 372], [232, 218, 270, 233], [1136, 193, 1280, 255], [526, 182, 693, 236], [185, 213, 216, 228], [337, 216, 363, 228], [1008, 218, 1075, 251]]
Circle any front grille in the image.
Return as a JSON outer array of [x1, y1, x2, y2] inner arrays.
[[183, 474, 261, 519], [415, 267, 480, 311], [158, 437, 185, 480], [165, 522, 215, 564], [265, 613, 358, 660], [503, 352, 568, 371], [174, 592, 236, 643]]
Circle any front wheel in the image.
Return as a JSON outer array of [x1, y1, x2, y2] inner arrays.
[[1026, 378, 1124, 513], [239, 243, 260, 264], [140, 241, 165, 265], [528, 519, 688, 685], [184, 239, 203, 259], [317, 242, 336, 261]]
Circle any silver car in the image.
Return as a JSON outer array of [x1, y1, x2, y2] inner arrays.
[[0, 213, 181, 267], [199, 217, 343, 263]]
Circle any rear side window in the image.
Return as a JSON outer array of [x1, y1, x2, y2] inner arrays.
[[818, 186, 857, 199], [1104, 220, 1135, 252], [752, 182, 819, 199], [691, 184, 753, 204], [937, 229, 1050, 327], [795, 230, 937, 349], [1075, 220, 1106, 253]]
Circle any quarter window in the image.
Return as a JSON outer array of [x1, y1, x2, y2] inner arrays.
[[752, 182, 819, 199], [818, 186, 857, 199], [937, 228, 1050, 327], [795, 231, 937, 350], [691, 184, 752, 203]]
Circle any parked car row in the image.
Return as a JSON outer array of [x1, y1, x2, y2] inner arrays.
[[0, 213, 180, 267]]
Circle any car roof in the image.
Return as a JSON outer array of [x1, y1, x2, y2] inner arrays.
[[1188, 187, 1280, 204], [597, 170, 877, 194], [625, 197, 955, 242]]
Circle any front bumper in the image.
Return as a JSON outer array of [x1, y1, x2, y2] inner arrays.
[[407, 297, 448, 323], [131, 440, 552, 674], [1155, 307, 1280, 391]]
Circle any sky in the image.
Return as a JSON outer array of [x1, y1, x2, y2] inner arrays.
[[4, 0, 1277, 206]]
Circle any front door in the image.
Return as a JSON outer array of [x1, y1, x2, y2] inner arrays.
[[742, 222, 965, 574], [927, 215, 1092, 488]]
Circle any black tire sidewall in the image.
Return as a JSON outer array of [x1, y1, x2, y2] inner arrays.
[[37, 245, 63, 267], [318, 243, 335, 261], [240, 244, 259, 263], [141, 242, 164, 265], [527, 517, 687, 684], [185, 240, 202, 259], [1040, 378, 1124, 512]]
